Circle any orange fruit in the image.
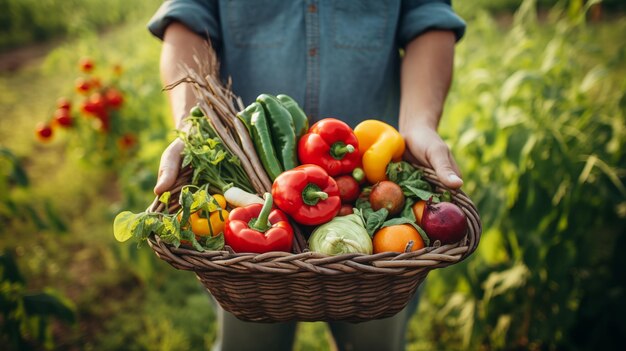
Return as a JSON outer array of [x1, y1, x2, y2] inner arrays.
[[373, 224, 425, 254], [412, 200, 426, 226]]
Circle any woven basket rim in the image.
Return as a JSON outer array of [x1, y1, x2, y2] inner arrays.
[[146, 164, 482, 276]]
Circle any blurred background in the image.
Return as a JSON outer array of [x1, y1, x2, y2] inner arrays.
[[1, 0, 624, 350]]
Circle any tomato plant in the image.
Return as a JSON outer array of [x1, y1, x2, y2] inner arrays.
[[35, 57, 150, 167]]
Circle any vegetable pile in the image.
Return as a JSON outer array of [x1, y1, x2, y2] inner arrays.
[[113, 78, 468, 256]]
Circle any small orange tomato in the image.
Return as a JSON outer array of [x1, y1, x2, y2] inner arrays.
[[180, 210, 230, 237]]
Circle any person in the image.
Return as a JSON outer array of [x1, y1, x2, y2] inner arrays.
[[148, 1, 465, 350]]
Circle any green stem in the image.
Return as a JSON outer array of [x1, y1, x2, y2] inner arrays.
[[352, 167, 365, 183], [249, 193, 273, 232], [330, 142, 355, 160], [302, 184, 328, 206]]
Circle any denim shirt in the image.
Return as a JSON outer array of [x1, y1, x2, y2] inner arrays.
[[148, 0, 465, 128]]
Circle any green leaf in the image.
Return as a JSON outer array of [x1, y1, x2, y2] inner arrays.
[[113, 211, 144, 242], [404, 185, 438, 201], [179, 187, 194, 225], [158, 217, 182, 248], [401, 197, 416, 221], [0, 252, 25, 283], [201, 233, 225, 251], [180, 229, 204, 252], [23, 291, 75, 324], [43, 200, 67, 232], [364, 208, 389, 237], [441, 191, 452, 203], [159, 191, 171, 205], [182, 153, 193, 168], [482, 263, 530, 302], [194, 189, 220, 213], [386, 161, 418, 183]]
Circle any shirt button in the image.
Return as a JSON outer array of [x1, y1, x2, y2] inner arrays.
[[308, 48, 317, 57], [308, 4, 317, 13]]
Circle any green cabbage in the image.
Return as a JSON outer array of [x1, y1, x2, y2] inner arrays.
[[308, 214, 372, 255]]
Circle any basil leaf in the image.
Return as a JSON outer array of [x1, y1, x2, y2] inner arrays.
[[364, 208, 389, 237], [404, 185, 439, 201], [401, 197, 416, 221]]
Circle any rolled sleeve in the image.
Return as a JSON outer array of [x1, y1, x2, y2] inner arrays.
[[147, 0, 220, 42], [398, 0, 466, 47]]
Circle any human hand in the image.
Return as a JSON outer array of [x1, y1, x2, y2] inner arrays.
[[401, 126, 463, 189], [153, 138, 185, 195]]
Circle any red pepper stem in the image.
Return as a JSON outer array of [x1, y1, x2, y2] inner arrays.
[[330, 142, 355, 160], [249, 193, 273, 232], [302, 183, 328, 206]]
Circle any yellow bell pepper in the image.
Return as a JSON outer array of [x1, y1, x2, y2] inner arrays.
[[354, 120, 405, 184]]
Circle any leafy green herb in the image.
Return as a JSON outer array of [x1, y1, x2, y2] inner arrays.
[[112, 186, 226, 252], [404, 185, 439, 202], [356, 207, 389, 238], [386, 161, 438, 200], [180, 115, 254, 193]]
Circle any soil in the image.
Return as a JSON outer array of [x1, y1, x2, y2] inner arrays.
[[0, 39, 63, 73]]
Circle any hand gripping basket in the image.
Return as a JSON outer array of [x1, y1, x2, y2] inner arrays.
[[147, 165, 481, 323]]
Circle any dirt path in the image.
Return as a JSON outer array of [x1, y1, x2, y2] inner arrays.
[[0, 39, 65, 73]]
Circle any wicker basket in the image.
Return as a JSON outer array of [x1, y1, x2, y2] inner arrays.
[[147, 164, 481, 323]]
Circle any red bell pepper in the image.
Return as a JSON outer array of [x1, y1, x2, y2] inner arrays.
[[297, 118, 360, 176], [271, 164, 341, 226], [224, 193, 293, 253]]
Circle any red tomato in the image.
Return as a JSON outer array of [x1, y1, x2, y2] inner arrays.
[[75, 78, 91, 94], [56, 97, 71, 110], [334, 175, 360, 204], [105, 88, 124, 109], [89, 77, 102, 89], [84, 93, 107, 117], [35, 122, 53, 142], [92, 112, 110, 132], [54, 108, 73, 127], [79, 57, 94, 73], [118, 133, 137, 150], [337, 204, 354, 216]]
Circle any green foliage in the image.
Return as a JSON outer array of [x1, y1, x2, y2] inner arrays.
[[0, 0, 161, 50], [0, 252, 75, 350], [411, 1, 626, 350]]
